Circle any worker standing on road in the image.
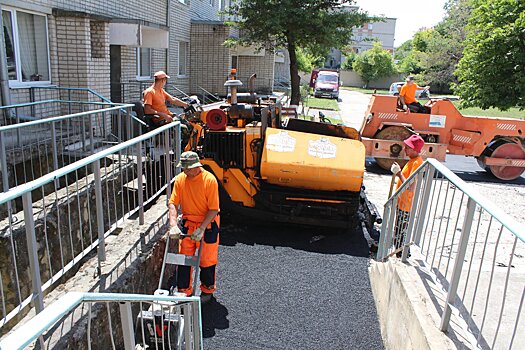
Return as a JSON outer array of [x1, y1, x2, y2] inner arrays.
[[168, 151, 220, 303], [390, 135, 425, 257], [143, 71, 188, 127], [399, 76, 430, 113]]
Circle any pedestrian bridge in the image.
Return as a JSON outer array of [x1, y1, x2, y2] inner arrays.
[[0, 97, 523, 349]]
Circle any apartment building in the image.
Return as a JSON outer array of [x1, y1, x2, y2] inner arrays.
[[0, 0, 195, 105], [189, 0, 275, 95], [0, 0, 276, 108]]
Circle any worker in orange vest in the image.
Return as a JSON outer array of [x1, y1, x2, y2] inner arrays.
[[168, 151, 220, 303], [390, 134, 425, 257]]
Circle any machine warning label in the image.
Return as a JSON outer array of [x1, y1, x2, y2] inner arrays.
[[308, 138, 337, 158], [266, 131, 297, 152], [429, 115, 446, 128]]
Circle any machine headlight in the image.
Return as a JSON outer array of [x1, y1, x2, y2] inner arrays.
[[333, 88, 338, 92]]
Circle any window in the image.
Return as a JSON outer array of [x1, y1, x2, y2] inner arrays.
[[2, 8, 50, 84], [178, 41, 188, 77], [178, 0, 188, 4], [137, 48, 152, 79]]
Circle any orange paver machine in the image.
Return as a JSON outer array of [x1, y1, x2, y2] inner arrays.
[[360, 95, 525, 180], [181, 70, 369, 229]]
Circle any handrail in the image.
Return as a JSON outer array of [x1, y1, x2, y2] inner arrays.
[[28, 86, 147, 126], [0, 99, 118, 110], [0, 121, 178, 204], [0, 104, 134, 132], [0, 292, 201, 350], [390, 158, 524, 241]]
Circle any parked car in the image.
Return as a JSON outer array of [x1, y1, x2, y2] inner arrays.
[[311, 70, 340, 99], [389, 82, 429, 99]]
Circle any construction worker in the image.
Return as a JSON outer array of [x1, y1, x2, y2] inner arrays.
[[390, 134, 425, 257], [399, 76, 430, 113], [143, 71, 188, 127], [168, 151, 220, 303]]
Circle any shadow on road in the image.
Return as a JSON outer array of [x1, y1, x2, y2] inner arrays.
[[218, 213, 370, 258], [201, 297, 230, 338], [365, 157, 525, 185]]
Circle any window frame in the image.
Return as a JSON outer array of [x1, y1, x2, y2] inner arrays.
[[136, 47, 152, 81], [2, 6, 52, 87], [177, 41, 189, 78]]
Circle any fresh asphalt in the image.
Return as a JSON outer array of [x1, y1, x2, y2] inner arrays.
[[201, 218, 384, 350]]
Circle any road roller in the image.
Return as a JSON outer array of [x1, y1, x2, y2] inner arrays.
[[360, 94, 525, 181]]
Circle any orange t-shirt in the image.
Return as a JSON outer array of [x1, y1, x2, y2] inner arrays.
[[395, 156, 424, 212], [143, 86, 173, 121], [169, 169, 220, 223], [400, 83, 420, 105]]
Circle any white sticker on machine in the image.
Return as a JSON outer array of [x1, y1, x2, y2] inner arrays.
[[308, 137, 337, 158], [266, 131, 297, 152], [429, 114, 446, 128]]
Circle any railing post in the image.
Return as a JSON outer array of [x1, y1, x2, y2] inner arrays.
[[94, 160, 106, 265], [22, 192, 44, 313], [413, 166, 435, 246], [175, 123, 181, 176], [164, 129, 172, 200], [137, 143, 144, 225], [440, 197, 476, 332], [192, 300, 201, 350], [401, 171, 424, 262], [50, 121, 59, 171], [119, 302, 136, 350]]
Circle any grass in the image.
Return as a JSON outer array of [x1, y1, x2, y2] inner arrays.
[[453, 103, 525, 119], [341, 86, 390, 95], [304, 96, 340, 111]]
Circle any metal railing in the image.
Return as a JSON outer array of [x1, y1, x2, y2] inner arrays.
[[0, 121, 181, 332], [377, 158, 525, 349], [0, 101, 139, 195], [0, 292, 202, 350], [196, 85, 221, 105]]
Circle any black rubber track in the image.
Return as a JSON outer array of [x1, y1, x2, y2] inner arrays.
[[201, 216, 384, 350]]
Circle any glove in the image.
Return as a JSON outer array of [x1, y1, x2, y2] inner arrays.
[[191, 227, 205, 241], [391, 162, 401, 175], [168, 225, 181, 240]]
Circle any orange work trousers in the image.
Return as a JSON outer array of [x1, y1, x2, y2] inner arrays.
[[177, 221, 219, 296]]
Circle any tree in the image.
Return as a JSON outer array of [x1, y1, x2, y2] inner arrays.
[[295, 47, 324, 73], [454, 0, 525, 110], [424, 0, 471, 92], [352, 42, 397, 88], [225, 1, 369, 105]]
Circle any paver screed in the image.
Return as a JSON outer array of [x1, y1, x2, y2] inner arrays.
[[200, 217, 384, 350]]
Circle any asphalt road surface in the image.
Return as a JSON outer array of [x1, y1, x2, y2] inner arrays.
[[202, 218, 384, 350]]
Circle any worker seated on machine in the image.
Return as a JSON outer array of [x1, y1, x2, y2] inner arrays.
[[399, 75, 430, 114], [143, 71, 189, 128]]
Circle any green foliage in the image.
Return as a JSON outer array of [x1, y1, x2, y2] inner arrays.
[[454, 0, 525, 110], [394, 0, 471, 93], [225, 0, 370, 104], [295, 47, 324, 73], [352, 42, 397, 87], [341, 51, 356, 70]]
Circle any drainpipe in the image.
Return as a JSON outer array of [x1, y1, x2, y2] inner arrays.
[[0, 5, 13, 108], [165, 0, 170, 74]]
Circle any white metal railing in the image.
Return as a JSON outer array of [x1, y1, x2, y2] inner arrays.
[[377, 158, 525, 349], [0, 121, 181, 332], [0, 101, 138, 193], [0, 292, 202, 350]]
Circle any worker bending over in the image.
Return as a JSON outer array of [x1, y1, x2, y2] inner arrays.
[[168, 151, 220, 303], [399, 75, 430, 114], [143, 71, 188, 127], [390, 134, 425, 257]]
